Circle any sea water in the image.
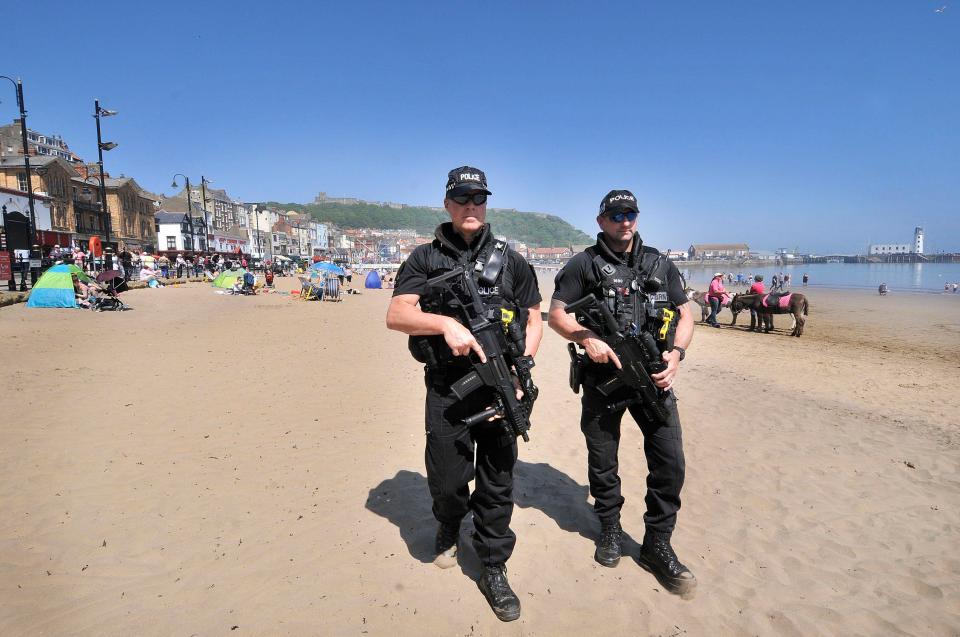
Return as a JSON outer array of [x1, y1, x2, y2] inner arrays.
[[679, 262, 960, 293], [534, 262, 960, 296]]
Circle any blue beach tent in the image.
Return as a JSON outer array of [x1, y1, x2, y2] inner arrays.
[[26, 264, 91, 308], [364, 270, 382, 289]]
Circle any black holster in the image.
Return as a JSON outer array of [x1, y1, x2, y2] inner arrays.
[[568, 343, 584, 394]]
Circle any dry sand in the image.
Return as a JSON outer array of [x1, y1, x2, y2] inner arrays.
[[1, 277, 958, 636]]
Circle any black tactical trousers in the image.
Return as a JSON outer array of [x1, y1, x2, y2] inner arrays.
[[580, 384, 685, 538], [424, 373, 518, 565]]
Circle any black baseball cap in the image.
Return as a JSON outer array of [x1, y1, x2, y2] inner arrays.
[[599, 189, 639, 216], [445, 166, 492, 197]]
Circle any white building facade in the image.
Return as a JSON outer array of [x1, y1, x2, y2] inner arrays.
[[869, 244, 910, 255]]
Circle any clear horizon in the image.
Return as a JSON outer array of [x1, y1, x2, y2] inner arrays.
[[5, 0, 958, 253]]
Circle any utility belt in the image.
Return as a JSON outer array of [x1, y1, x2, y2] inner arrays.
[[425, 361, 475, 389], [567, 348, 617, 393]]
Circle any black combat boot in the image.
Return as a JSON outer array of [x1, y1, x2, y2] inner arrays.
[[478, 563, 521, 622], [434, 521, 460, 555], [638, 534, 697, 596], [594, 521, 622, 567]]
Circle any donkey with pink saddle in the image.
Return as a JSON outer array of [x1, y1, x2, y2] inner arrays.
[[729, 292, 810, 337]]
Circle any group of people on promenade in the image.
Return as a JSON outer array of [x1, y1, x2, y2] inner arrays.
[[386, 166, 696, 622], [46, 243, 259, 283]]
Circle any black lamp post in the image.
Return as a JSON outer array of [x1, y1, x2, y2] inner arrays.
[[93, 99, 118, 251], [254, 204, 262, 263], [2, 204, 15, 291], [200, 175, 212, 227], [1, 76, 38, 286], [171, 174, 195, 254]]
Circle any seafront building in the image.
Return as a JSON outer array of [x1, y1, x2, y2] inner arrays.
[[869, 226, 924, 256], [0, 120, 82, 164], [0, 155, 158, 253], [688, 243, 750, 260]]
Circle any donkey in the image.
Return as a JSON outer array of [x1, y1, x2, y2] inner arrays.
[[729, 292, 810, 337], [686, 289, 733, 324]]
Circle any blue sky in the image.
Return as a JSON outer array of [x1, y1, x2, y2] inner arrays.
[[5, 1, 958, 253]]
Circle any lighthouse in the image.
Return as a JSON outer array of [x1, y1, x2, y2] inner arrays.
[[913, 227, 924, 255]]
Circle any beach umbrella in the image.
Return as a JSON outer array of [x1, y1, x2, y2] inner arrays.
[[311, 261, 345, 275], [26, 264, 89, 308]]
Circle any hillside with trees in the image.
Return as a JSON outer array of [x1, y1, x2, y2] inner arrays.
[[266, 201, 592, 247]]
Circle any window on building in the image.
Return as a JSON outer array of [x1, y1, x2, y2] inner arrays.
[[167, 237, 177, 250], [17, 173, 27, 191]]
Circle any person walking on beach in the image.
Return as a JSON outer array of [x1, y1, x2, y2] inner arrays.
[[748, 275, 765, 331], [705, 272, 727, 327], [119, 247, 133, 280], [158, 254, 170, 279], [386, 166, 542, 622], [802, 272, 809, 286], [175, 254, 186, 278], [547, 188, 697, 596]]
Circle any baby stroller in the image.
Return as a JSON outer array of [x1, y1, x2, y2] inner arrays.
[[240, 271, 257, 295], [92, 269, 129, 311]]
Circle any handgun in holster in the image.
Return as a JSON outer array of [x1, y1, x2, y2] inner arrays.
[[567, 342, 584, 393]]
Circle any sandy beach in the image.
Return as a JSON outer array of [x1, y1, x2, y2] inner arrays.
[[1, 277, 958, 636]]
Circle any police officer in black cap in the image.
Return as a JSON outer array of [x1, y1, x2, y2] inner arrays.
[[547, 189, 697, 596], [386, 166, 542, 621]]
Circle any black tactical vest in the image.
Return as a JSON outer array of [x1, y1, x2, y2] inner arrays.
[[577, 233, 674, 337], [409, 223, 527, 370]]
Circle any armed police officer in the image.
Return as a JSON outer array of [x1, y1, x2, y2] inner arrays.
[[547, 189, 697, 596], [386, 166, 542, 622]]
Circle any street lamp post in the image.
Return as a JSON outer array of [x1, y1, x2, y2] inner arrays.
[[2, 204, 15, 291], [200, 175, 212, 229], [171, 174, 195, 255], [93, 99, 118, 257], [254, 205, 262, 263], [1, 76, 38, 286]]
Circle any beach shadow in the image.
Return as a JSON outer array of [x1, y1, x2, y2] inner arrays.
[[513, 460, 642, 560], [366, 461, 643, 572], [365, 470, 483, 579], [365, 469, 437, 564]]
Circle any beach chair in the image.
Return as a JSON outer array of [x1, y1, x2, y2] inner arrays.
[[299, 275, 325, 301], [298, 276, 311, 300]]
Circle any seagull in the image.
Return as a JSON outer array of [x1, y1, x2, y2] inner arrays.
[[935, 5, 947, 12]]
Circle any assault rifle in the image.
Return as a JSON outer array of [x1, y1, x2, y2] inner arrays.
[[427, 267, 537, 442], [564, 293, 671, 423]]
